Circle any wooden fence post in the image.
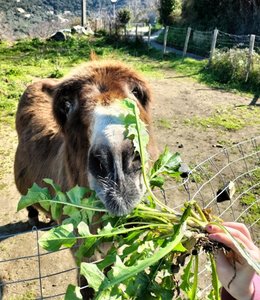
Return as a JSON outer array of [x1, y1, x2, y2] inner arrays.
[[109, 21, 112, 35], [124, 25, 127, 39], [147, 23, 152, 48], [163, 26, 169, 54], [245, 34, 255, 82], [94, 19, 97, 33], [182, 27, 191, 59], [81, 0, 87, 27], [209, 28, 219, 64]]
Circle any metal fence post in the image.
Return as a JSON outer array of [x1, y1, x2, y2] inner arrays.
[[245, 34, 255, 82], [209, 28, 219, 64], [163, 26, 169, 55], [182, 27, 192, 59]]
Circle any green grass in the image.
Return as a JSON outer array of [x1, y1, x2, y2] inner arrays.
[[239, 169, 260, 225], [184, 106, 260, 131], [155, 118, 172, 129], [0, 35, 167, 127], [0, 34, 259, 129], [10, 290, 36, 300]]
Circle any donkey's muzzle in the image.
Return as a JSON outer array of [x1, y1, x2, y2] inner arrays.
[[88, 140, 143, 215]]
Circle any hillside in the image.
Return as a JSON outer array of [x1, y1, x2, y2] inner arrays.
[[0, 0, 158, 40]]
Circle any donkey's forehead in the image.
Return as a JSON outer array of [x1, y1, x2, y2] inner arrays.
[[90, 102, 127, 146], [86, 63, 140, 80]]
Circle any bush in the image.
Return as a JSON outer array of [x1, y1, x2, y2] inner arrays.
[[209, 48, 260, 92], [116, 8, 131, 26]]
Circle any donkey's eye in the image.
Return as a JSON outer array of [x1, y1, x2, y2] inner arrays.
[[131, 85, 148, 107], [132, 86, 143, 99], [64, 100, 71, 115]]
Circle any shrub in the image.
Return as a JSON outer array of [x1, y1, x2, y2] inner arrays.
[[209, 48, 260, 92], [116, 8, 131, 26]]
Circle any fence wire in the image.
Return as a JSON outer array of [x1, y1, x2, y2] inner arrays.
[[0, 136, 259, 299], [217, 31, 251, 49], [136, 24, 260, 58]]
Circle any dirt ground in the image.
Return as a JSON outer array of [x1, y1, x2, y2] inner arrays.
[[0, 70, 259, 299]]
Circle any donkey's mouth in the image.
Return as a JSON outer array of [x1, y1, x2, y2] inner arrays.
[[90, 175, 145, 216]]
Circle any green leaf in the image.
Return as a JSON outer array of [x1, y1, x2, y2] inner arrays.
[[66, 186, 89, 204], [65, 284, 82, 300], [43, 178, 61, 192], [39, 223, 76, 251], [80, 262, 109, 292], [50, 202, 63, 220], [97, 217, 188, 296], [188, 254, 199, 300], [173, 242, 187, 252], [149, 176, 165, 188], [75, 237, 98, 265], [150, 147, 182, 179], [50, 191, 67, 220], [77, 221, 91, 236], [63, 206, 82, 224], [213, 222, 260, 274], [120, 98, 149, 164], [109, 256, 125, 278], [97, 222, 114, 235], [95, 288, 113, 300], [180, 254, 194, 293], [97, 253, 117, 271], [208, 253, 221, 300], [17, 183, 51, 211], [125, 272, 151, 298]]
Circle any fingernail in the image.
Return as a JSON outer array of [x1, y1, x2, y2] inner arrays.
[[206, 224, 213, 232], [208, 233, 217, 240]]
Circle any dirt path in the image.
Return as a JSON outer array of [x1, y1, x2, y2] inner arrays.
[[150, 76, 259, 162], [0, 71, 259, 299]]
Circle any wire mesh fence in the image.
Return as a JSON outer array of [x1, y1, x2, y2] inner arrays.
[[217, 31, 251, 50], [0, 136, 259, 299], [159, 26, 260, 58], [154, 136, 260, 244]]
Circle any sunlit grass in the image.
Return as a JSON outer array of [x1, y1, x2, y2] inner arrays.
[[0, 34, 258, 128], [184, 106, 260, 131]]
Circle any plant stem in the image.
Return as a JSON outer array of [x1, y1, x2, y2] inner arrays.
[[194, 202, 208, 223]]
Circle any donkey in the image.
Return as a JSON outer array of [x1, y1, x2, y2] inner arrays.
[[14, 60, 157, 224], [14, 60, 157, 297]]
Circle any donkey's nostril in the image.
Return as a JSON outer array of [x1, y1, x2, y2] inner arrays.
[[122, 147, 142, 173], [133, 152, 141, 163], [132, 151, 142, 172], [88, 148, 109, 178]]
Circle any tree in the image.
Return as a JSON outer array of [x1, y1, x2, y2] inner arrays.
[[181, 0, 260, 34], [159, 0, 177, 25], [116, 8, 131, 25]]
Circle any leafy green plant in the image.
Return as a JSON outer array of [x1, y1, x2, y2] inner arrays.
[[116, 8, 131, 26], [209, 49, 260, 92], [17, 99, 260, 299]]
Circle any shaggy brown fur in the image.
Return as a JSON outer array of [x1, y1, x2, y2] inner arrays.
[[15, 61, 156, 195], [14, 60, 157, 298]]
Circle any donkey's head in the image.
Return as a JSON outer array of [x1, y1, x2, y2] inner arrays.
[[53, 61, 156, 216]]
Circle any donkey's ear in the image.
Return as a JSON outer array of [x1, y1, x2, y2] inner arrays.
[[90, 50, 98, 61], [53, 80, 81, 128]]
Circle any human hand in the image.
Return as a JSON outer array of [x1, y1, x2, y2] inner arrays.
[[206, 222, 260, 300]]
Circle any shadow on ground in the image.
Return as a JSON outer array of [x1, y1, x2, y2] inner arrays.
[[0, 221, 52, 242], [249, 94, 259, 106]]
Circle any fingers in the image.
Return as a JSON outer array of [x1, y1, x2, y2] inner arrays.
[[206, 222, 251, 241], [206, 223, 255, 252], [222, 222, 252, 241]]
